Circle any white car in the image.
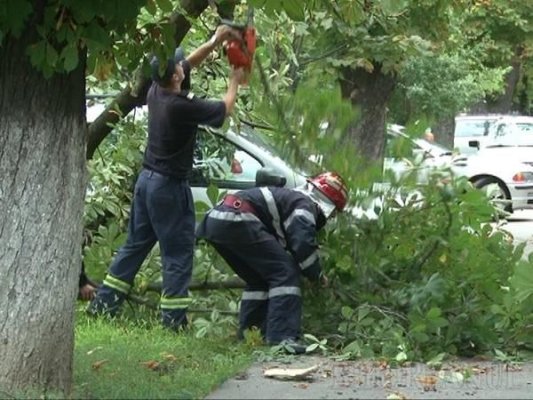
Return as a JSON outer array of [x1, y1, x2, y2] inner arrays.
[[460, 139, 533, 213], [454, 114, 533, 154], [385, 125, 457, 184], [205, 124, 533, 216], [386, 126, 533, 214]]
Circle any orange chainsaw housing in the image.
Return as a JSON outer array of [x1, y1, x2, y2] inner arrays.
[[225, 27, 256, 71]]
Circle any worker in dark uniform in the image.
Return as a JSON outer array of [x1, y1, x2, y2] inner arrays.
[[196, 172, 349, 353], [87, 25, 246, 331], [78, 262, 97, 301]]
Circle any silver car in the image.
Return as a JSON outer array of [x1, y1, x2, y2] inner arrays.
[[190, 125, 308, 218]]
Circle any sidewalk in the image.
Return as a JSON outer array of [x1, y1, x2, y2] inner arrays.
[[206, 355, 533, 399]]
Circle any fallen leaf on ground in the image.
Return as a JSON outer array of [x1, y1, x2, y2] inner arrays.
[[264, 365, 319, 380], [472, 366, 490, 374], [141, 360, 161, 371], [91, 360, 109, 370], [416, 375, 438, 391]]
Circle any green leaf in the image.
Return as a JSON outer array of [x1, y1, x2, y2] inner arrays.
[[357, 306, 370, 321], [306, 343, 319, 352], [303, 333, 319, 342], [281, 0, 304, 21], [1, 0, 32, 36], [380, 0, 408, 15], [395, 351, 408, 362], [155, 0, 174, 13], [145, 0, 157, 16], [61, 44, 79, 72], [426, 307, 442, 319], [426, 352, 446, 368], [69, 1, 97, 24], [27, 40, 46, 68], [341, 306, 354, 319], [206, 184, 219, 207], [510, 261, 533, 302], [84, 22, 110, 47], [247, 0, 268, 7]]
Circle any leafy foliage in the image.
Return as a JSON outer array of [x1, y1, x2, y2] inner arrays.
[[304, 171, 533, 361], [83, 111, 146, 280], [78, 1, 533, 363], [393, 52, 509, 121]]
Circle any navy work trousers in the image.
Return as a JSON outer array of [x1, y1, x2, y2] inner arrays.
[[90, 168, 195, 330], [211, 238, 302, 344]]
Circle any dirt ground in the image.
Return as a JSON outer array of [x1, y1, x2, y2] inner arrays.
[[206, 355, 533, 399]]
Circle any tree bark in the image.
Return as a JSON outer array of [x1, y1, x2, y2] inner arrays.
[[339, 64, 396, 162], [86, 0, 212, 159], [0, 5, 86, 396], [434, 116, 455, 149]]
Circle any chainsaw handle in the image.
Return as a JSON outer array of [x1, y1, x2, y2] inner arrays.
[[220, 18, 246, 31]]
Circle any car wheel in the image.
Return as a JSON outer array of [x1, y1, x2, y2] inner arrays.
[[472, 177, 512, 213]]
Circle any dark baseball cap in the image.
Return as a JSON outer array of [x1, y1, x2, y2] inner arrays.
[[150, 47, 187, 85]]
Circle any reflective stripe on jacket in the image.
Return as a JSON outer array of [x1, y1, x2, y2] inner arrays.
[[197, 187, 325, 281]]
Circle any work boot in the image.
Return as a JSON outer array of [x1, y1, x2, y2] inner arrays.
[[86, 293, 124, 318], [272, 338, 307, 355]]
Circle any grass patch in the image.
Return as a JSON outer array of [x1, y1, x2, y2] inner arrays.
[[73, 306, 254, 399]]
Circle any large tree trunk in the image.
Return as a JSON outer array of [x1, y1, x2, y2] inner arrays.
[[0, 7, 86, 396], [434, 116, 455, 149], [339, 64, 396, 163]]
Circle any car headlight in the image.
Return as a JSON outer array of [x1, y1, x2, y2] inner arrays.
[[512, 171, 533, 182]]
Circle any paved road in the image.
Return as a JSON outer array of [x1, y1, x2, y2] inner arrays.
[[503, 210, 533, 257], [207, 357, 533, 399], [207, 211, 533, 400]]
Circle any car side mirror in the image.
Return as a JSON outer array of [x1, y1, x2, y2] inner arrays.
[[468, 140, 480, 149], [255, 167, 287, 187]]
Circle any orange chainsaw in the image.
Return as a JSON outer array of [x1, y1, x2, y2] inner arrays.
[[221, 8, 256, 77]]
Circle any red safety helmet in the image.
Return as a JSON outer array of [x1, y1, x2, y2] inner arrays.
[[307, 172, 348, 212]]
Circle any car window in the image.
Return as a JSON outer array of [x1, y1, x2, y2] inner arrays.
[[515, 122, 533, 134], [494, 123, 511, 138], [454, 120, 492, 137], [190, 130, 263, 189]]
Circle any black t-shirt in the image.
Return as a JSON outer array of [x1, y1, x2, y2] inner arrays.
[[143, 61, 226, 179]]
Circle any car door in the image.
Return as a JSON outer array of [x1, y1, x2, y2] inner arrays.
[[190, 129, 264, 210]]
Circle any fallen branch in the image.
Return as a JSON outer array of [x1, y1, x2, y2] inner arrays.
[[146, 277, 246, 292], [126, 292, 238, 314]]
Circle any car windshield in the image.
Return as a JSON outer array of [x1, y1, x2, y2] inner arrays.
[[206, 124, 313, 178], [514, 122, 533, 133]]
